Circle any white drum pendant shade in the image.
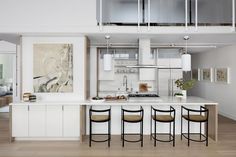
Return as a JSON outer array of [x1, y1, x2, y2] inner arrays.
[[104, 54, 112, 71], [182, 54, 191, 71]]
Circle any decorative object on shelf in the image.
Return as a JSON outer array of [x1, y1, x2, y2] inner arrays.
[[175, 78, 196, 98], [90, 96, 105, 103], [191, 68, 200, 81], [215, 68, 230, 84], [33, 43, 73, 93], [201, 68, 213, 82], [104, 35, 112, 71], [139, 83, 151, 92], [29, 94, 37, 102], [181, 36, 191, 71], [23, 93, 32, 102], [174, 92, 184, 98]]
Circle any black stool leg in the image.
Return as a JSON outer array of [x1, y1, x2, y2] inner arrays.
[[200, 122, 202, 140], [181, 116, 183, 140], [150, 116, 152, 140], [89, 120, 92, 147], [188, 120, 190, 147], [169, 122, 171, 141], [206, 121, 209, 146], [154, 120, 157, 147], [173, 121, 175, 147], [141, 121, 143, 147], [108, 120, 110, 147], [122, 120, 125, 147]]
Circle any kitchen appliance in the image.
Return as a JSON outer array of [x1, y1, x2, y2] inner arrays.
[[128, 93, 159, 97], [128, 93, 161, 102]]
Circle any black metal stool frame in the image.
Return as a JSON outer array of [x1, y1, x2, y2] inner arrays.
[[89, 106, 111, 147], [181, 106, 209, 146], [150, 106, 176, 147], [121, 106, 144, 147]]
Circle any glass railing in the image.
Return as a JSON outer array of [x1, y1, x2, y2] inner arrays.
[[191, 0, 232, 26], [97, 0, 234, 26]]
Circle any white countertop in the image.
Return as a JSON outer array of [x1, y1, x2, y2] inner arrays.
[[10, 96, 218, 106]]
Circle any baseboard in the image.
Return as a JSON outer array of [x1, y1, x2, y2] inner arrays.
[[219, 111, 236, 121]]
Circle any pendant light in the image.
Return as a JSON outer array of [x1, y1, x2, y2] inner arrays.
[[182, 36, 191, 71], [103, 35, 112, 71]]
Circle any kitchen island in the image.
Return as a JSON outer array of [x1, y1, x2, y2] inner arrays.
[[10, 96, 218, 142]]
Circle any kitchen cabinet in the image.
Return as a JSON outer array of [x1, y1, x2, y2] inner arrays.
[[12, 106, 29, 137], [46, 106, 63, 137], [63, 106, 80, 137], [29, 106, 46, 137], [12, 104, 80, 139]]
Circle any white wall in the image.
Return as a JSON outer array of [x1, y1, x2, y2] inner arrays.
[[0, 0, 97, 28], [21, 36, 87, 101], [191, 45, 236, 120]]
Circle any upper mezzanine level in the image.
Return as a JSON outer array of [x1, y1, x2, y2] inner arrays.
[[0, 0, 235, 34]]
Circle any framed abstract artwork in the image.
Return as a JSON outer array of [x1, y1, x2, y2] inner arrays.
[[33, 43, 73, 93], [191, 68, 200, 81], [201, 68, 213, 82], [215, 68, 230, 84]]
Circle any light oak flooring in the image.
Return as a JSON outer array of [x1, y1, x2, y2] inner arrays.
[[0, 113, 236, 157]]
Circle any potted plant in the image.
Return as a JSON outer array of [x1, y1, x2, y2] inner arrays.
[[175, 78, 196, 98]]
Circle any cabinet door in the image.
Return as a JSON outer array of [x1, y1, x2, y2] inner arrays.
[[63, 106, 80, 137], [29, 106, 46, 137], [170, 58, 182, 68], [46, 106, 63, 137], [12, 106, 28, 137]]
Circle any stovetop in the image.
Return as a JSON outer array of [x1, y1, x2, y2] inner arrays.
[[128, 93, 159, 97]]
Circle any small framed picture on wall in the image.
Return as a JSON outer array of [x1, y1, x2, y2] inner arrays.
[[201, 68, 213, 82], [215, 68, 230, 84], [191, 68, 200, 81]]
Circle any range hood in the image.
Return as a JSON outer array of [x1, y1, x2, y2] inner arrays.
[[126, 39, 159, 69]]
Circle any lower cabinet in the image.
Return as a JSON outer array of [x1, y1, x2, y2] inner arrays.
[[46, 106, 63, 137], [12, 105, 80, 139], [63, 106, 80, 137], [29, 106, 46, 137], [12, 106, 28, 137]]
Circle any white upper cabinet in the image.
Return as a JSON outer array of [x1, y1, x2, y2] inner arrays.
[[12, 106, 29, 137], [46, 106, 63, 137]]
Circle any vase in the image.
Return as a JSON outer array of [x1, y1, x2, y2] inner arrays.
[[182, 90, 187, 99]]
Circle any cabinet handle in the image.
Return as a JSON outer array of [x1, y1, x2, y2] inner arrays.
[[28, 106, 29, 111], [62, 106, 64, 111]]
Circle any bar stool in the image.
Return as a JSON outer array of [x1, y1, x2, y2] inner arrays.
[[89, 106, 111, 147], [150, 106, 176, 147], [181, 106, 209, 146], [121, 106, 144, 147]]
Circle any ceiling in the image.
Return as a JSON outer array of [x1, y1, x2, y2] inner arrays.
[[87, 33, 236, 53]]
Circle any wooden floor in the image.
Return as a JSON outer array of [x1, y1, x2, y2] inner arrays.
[[0, 113, 236, 157]]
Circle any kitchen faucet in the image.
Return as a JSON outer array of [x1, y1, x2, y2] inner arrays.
[[123, 75, 128, 92]]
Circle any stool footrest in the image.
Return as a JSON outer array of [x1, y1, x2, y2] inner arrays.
[[122, 133, 143, 143], [151, 133, 174, 142], [181, 133, 207, 142]]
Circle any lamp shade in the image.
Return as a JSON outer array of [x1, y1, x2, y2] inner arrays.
[[181, 54, 191, 71], [103, 54, 112, 71]]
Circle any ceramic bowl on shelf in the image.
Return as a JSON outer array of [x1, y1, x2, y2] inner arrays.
[[90, 97, 105, 103]]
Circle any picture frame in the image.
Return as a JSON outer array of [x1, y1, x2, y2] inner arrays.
[[215, 68, 230, 84], [191, 68, 200, 81], [201, 68, 213, 82]]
